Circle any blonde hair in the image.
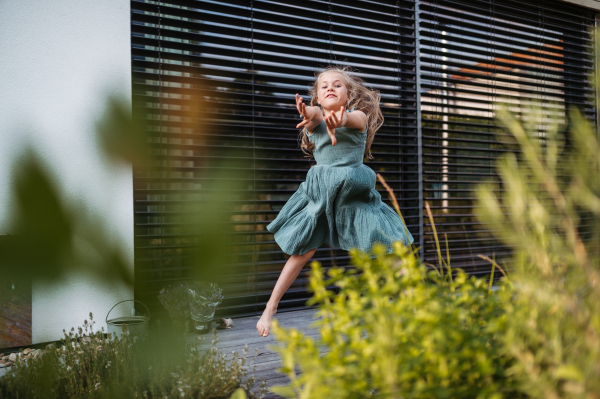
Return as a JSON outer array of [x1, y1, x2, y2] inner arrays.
[[299, 65, 384, 160]]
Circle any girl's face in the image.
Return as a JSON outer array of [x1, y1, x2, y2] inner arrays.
[[317, 71, 349, 111]]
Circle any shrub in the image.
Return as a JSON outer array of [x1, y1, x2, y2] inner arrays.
[[475, 102, 600, 398], [0, 313, 267, 399], [271, 243, 520, 399]]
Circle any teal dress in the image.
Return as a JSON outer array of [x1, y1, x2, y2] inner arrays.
[[267, 110, 414, 256]]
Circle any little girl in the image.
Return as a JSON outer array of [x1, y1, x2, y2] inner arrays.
[[256, 66, 414, 337]]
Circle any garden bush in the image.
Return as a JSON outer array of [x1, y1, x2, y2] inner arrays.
[[0, 314, 266, 399], [271, 243, 520, 399], [475, 103, 600, 398]]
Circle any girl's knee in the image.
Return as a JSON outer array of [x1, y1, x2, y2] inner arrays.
[[289, 248, 317, 262], [302, 248, 317, 260]]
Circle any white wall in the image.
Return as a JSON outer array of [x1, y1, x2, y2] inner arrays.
[[0, 0, 133, 344]]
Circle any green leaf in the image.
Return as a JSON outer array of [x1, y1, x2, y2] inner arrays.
[[553, 365, 583, 382], [270, 385, 297, 398], [229, 388, 247, 399]]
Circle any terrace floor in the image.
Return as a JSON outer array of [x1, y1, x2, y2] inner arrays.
[[197, 308, 319, 399]]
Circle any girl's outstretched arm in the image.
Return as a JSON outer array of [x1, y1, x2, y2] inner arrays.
[[295, 93, 323, 134]]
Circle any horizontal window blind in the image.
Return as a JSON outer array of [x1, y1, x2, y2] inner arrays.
[[131, 0, 420, 317], [419, 0, 596, 275]]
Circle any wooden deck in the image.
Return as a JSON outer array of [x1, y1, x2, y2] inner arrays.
[[198, 309, 319, 398]]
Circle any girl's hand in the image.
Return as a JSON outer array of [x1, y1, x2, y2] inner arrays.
[[295, 94, 313, 129], [323, 106, 347, 146]]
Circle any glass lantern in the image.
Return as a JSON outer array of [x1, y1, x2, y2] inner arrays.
[[187, 283, 223, 334]]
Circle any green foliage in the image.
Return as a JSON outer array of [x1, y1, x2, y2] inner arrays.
[[271, 243, 519, 399], [0, 94, 250, 295], [0, 151, 133, 289], [0, 90, 264, 398], [230, 388, 248, 399], [0, 314, 266, 399], [475, 102, 600, 399]]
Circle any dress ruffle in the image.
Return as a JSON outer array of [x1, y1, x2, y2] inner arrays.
[[267, 164, 414, 256]]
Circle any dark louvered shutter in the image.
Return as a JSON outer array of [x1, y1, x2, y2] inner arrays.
[[131, 0, 420, 317], [418, 0, 597, 275]]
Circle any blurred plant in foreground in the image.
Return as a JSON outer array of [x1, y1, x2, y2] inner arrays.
[[474, 100, 600, 398], [0, 90, 261, 396], [0, 150, 134, 289], [0, 89, 245, 292], [98, 94, 242, 286]]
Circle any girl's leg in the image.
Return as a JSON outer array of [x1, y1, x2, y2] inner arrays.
[[256, 248, 318, 337]]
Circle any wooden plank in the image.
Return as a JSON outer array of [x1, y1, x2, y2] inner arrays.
[[195, 314, 321, 355], [200, 313, 319, 340], [195, 319, 319, 347], [193, 309, 320, 399], [201, 328, 321, 352]]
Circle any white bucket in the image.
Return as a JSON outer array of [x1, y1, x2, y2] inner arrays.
[[106, 300, 150, 340]]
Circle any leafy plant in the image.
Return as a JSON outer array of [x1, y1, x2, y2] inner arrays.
[[0, 314, 267, 399], [475, 100, 600, 398], [271, 240, 519, 399]]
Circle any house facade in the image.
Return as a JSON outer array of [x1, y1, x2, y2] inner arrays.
[[1, 0, 598, 347]]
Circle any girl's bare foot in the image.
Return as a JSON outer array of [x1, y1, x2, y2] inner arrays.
[[256, 305, 277, 337]]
